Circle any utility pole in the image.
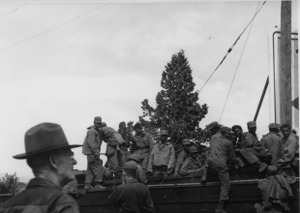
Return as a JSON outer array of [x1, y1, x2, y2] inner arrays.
[[279, 1, 292, 125]]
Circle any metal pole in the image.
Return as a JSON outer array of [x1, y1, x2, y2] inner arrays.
[[253, 77, 269, 122]]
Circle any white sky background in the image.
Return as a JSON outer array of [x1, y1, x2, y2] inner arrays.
[[0, 0, 298, 182]]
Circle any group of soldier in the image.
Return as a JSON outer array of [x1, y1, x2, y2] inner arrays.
[[0, 117, 297, 213], [82, 116, 299, 213]]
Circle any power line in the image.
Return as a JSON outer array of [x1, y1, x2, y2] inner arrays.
[[219, 1, 261, 123], [0, 3, 109, 52], [198, 1, 266, 94], [0, 4, 27, 20]]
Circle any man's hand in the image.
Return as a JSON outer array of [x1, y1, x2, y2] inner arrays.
[[167, 168, 173, 175], [173, 171, 179, 178]]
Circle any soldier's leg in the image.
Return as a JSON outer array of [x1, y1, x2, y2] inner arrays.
[[240, 148, 267, 172], [141, 155, 150, 171], [85, 155, 95, 185], [107, 149, 120, 172], [216, 167, 230, 213]]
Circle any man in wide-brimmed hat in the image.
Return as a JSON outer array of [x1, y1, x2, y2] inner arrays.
[[0, 122, 81, 213]]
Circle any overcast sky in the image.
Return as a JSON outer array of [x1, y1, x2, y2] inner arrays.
[[0, 0, 298, 182]]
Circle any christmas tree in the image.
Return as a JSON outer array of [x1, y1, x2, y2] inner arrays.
[[140, 50, 208, 143]]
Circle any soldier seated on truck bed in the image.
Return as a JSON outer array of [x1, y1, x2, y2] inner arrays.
[[179, 146, 207, 181]]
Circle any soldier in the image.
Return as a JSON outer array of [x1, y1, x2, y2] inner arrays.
[[179, 146, 206, 177], [236, 121, 267, 173], [174, 139, 192, 177], [0, 123, 81, 213], [254, 166, 294, 213], [82, 116, 107, 191], [108, 164, 156, 213], [147, 130, 175, 178], [126, 154, 147, 184], [278, 124, 299, 176], [260, 123, 283, 166], [118, 121, 132, 165], [131, 123, 154, 172], [99, 122, 125, 175], [207, 122, 236, 213]]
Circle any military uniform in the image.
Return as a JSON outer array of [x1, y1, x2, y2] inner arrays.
[[260, 132, 283, 166], [132, 131, 154, 171], [180, 147, 206, 176], [126, 154, 148, 184], [147, 131, 175, 178], [82, 125, 106, 186], [278, 133, 299, 168], [99, 125, 125, 172], [207, 124, 236, 213]]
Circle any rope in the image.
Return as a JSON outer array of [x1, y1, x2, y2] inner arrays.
[[199, 1, 266, 94], [218, 2, 261, 123]]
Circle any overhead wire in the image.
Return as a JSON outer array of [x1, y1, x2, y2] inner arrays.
[[218, 1, 261, 123], [198, 1, 266, 94], [0, 3, 109, 52], [0, 4, 27, 20]]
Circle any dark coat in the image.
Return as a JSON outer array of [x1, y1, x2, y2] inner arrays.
[[0, 178, 79, 213], [108, 179, 155, 213]]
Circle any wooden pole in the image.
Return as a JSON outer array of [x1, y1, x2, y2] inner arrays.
[[279, 1, 292, 125]]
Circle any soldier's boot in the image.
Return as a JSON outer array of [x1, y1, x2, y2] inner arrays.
[[84, 184, 94, 192], [94, 183, 106, 191], [215, 201, 228, 213], [257, 161, 267, 173]]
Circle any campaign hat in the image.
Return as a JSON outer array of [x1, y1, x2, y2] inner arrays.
[[247, 121, 256, 128], [221, 126, 232, 134], [206, 121, 219, 130], [128, 154, 141, 163], [123, 162, 137, 170], [94, 116, 102, 124], [13, 123, 81, 160], [182, 139, 191, 145], [160, 130, 168, 136], [189, 146, 198, 153], [268, 123, 278, 129]]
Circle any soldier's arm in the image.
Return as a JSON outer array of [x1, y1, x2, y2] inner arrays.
[[144, 188, 156, 213], [179, 158, 192, 176], [147, 148, 155, 172], [175, 150, 186, 174], [168, 145, 176, 170], [278, 137, 298, 163]]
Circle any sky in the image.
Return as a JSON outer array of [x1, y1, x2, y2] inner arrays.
[[0, 0, 298, 182]]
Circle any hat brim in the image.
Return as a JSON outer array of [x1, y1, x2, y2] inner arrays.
[[13, 144, 82, 160]]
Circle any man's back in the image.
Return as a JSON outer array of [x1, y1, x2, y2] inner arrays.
[[0, 178, 79, 213], [261, 132, 282, 166], [108, 179, 155, 213]]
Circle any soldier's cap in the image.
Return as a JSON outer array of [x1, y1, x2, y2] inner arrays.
[[268, 123, 278, 129], [267, 165, 278, 175], [189, 146, 198, 153], [94, 116, 102, 124], [133, 123, 142, 130], [13, 123, 82, 159], [160, 130, 168, 136], [221, 126, 232, 134], [231, 125, 242, 131], [206, 121, 219, 130], [247, 121, 256, 128], [99, 122, 107, 128], [123, 162, 137, 170], [128, 154, 141, 163], [182, 139, 191, 145]]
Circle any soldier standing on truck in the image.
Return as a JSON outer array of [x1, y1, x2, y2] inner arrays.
[[131, 123, 154, 172], [207, 122, 236, 213], [147, 130, 175, 178], [82, 116, 107, 191]]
